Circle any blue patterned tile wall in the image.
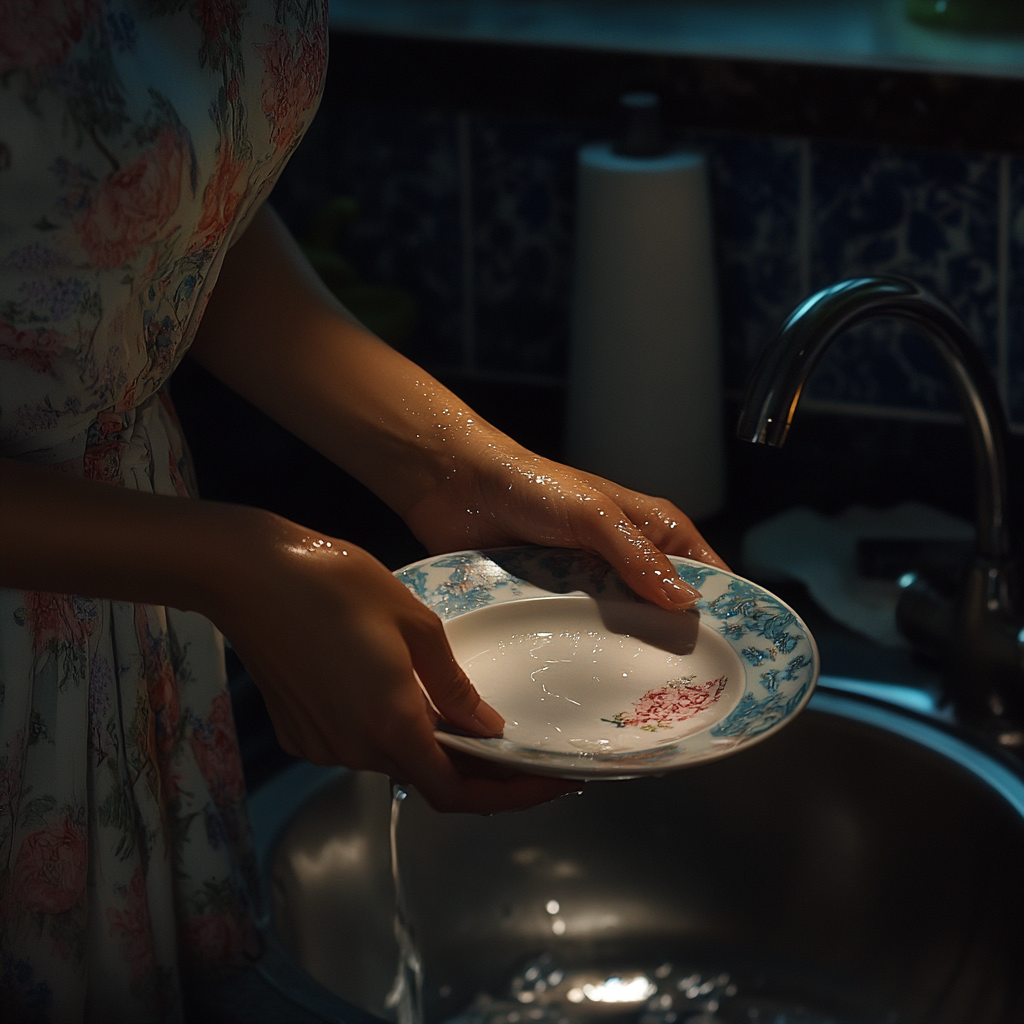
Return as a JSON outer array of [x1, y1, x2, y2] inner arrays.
[[271, 104, 1023, 427], [470, 117, 592, 376], [272, 106, 465, 368], [808, 142, 1001, 413], [687, 132, 802, 394]]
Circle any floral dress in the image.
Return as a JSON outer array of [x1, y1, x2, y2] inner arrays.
[[0, 2, 327, 1020]]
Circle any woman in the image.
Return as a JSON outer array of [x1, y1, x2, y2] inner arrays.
[[0, 2, 723, 1019]]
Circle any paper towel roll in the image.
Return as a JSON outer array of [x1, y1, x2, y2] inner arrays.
[[565, 143, 725, 521]]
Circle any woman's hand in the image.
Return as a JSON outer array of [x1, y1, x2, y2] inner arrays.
[[211, 513, 580, 813], [403, 431, 727, 610], [0, 460, 577, 815]]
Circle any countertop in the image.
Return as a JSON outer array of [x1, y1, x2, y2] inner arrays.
[[329, 0, 1024, 79]]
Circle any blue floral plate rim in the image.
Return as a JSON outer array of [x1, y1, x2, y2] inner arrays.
[[394, 546, 820, 779]]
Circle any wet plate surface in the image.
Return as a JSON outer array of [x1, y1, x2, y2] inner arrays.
[[395, 547, 818, 779]]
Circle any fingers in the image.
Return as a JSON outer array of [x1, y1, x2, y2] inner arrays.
[[585, 478, 730, 571], [383, 710, 583, 814], [570, 495, 702, 610], [402, 608, 504, 737]]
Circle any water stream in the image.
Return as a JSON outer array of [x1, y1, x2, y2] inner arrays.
[[384, 782, 424, 1024], [383, 786, 842, 1024]]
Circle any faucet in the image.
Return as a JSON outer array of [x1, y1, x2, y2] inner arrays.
[[736, 275, 1024, 749]]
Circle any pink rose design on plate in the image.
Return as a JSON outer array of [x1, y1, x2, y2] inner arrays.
[[604, 675, 729, 732]]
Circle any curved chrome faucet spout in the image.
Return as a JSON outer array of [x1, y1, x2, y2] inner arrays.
[[737, 276, 1010, 561], [737, 276, 1023, 743]]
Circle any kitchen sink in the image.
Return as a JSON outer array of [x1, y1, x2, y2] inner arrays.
[[249, 684, 1024, 1024]]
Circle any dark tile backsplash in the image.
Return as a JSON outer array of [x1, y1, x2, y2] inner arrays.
[[271, 103, 1023, 426], [273, 105, 466, 368], [694, 132, 803, 394], [471, 116, 592, 376], [809, 142, 1002, 414]]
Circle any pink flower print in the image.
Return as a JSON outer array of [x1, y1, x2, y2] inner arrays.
[[189, 142, 248, 254], [83, 411, 126, 482], [256, 16, 327, 155], [13, 817, 88, 915], [0, 320, 74, 374], [147, 661, 181, 760], [181, 908, 258, 969], [83, 439, 123, 482], [77, 125, 185, 271], [23, 591, 95, 655], [106, 868, 157, 988], [0, 0, 99, 76], [196, 0, 243, 56], [606, 675, 729, 732], [190, 692, 247, 809]]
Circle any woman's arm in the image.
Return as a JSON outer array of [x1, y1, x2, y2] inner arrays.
[[190, 206, 725, 607], [0, 459, 575, 812], [0, 457, 250, 611]]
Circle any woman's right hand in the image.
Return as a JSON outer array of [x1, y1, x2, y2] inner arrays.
[[210, 511, 580, 814], [0, 460, 576, 815]]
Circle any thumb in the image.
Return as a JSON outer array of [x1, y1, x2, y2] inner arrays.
[[403, 613, 505, 737]]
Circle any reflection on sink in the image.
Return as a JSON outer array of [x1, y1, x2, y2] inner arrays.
[[252, 687, 1024, 1024]]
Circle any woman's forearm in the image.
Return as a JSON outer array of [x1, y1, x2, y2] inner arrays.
[[188, 205, 502, 519], [186, 205, 725, 605], [0, 457, 276, 612]]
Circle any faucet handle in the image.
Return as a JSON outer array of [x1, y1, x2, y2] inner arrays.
[[895, 573, 954, 665]]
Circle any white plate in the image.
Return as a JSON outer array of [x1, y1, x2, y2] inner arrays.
[[395, 547, 819, 780]]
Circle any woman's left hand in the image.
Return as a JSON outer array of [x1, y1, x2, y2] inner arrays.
[[401, 433, 728, 610]]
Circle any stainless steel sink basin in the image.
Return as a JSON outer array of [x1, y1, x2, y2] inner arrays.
[[254, 687, 1024, 1024]]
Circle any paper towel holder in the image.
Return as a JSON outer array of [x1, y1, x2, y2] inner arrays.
[[615, 92, 667, 158]]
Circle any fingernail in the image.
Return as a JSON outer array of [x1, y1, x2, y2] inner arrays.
[[661, 576, 700, 606], [471, 700, 505, 736]]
